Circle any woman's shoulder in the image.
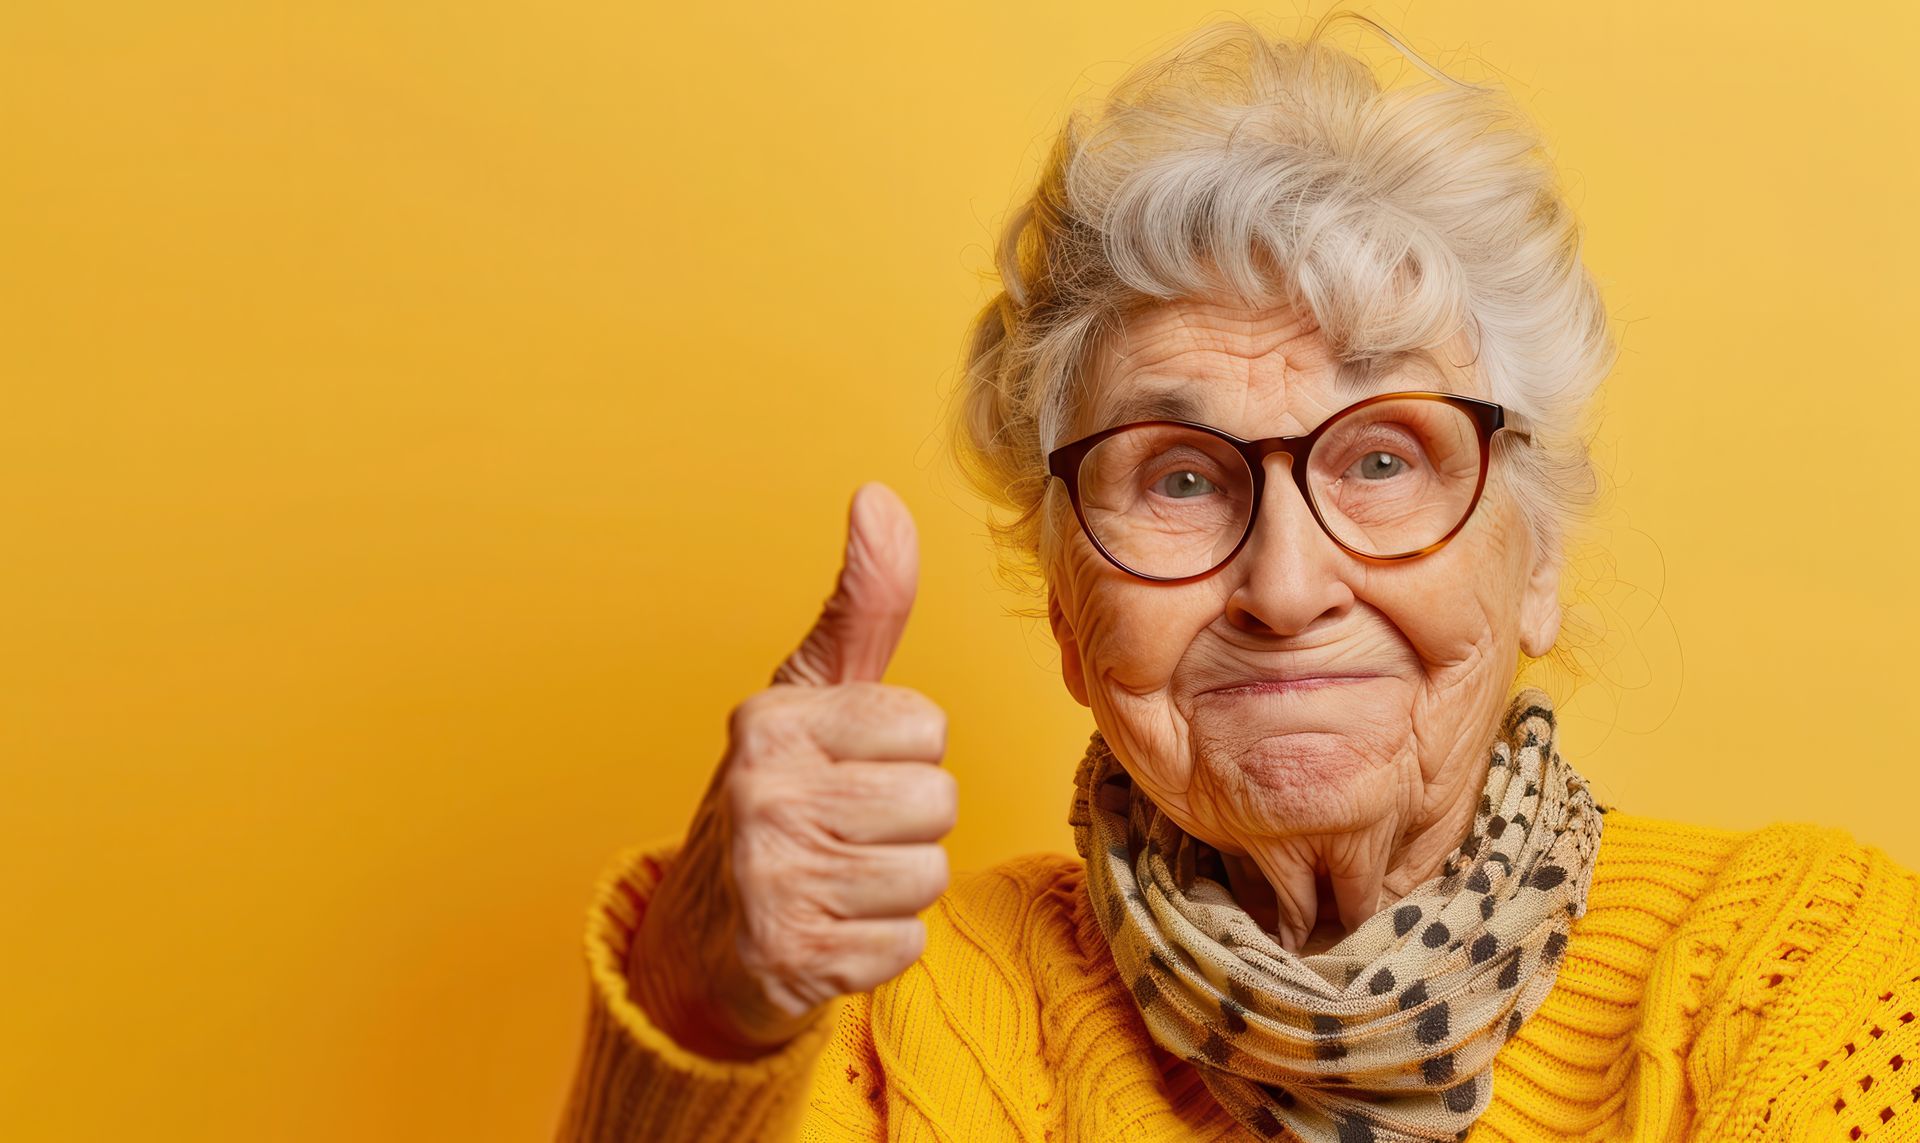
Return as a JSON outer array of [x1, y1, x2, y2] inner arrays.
[[1588, 808, 1920, 914], [1579, 808, 1920, 984], [1566, 810, 1920, 1138]]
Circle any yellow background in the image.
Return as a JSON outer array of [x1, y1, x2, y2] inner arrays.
[[5, 1, 1916, 1138]]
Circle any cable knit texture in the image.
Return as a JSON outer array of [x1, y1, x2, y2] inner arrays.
[[555, 814, 1920, 1142]]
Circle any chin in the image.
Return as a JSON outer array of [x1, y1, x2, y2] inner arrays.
[[1192, 731, 1391, 837]]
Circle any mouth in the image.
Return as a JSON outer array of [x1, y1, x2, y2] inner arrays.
[[1199, 674, 1379, 698]]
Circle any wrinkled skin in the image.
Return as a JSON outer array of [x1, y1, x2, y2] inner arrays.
[[1046, 297, 1563, 955]]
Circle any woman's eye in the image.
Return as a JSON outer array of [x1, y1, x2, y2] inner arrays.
[[1352, 451, 1408, 481], [1153, 470, 1217, 498]]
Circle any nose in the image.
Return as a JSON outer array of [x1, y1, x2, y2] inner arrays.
[[1222, 454, 1356, 637]]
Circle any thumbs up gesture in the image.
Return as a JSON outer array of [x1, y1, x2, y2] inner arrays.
[[628, 484, 955, 1060]]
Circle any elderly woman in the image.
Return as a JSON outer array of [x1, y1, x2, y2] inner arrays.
[[555, 16, 1920, 1143]]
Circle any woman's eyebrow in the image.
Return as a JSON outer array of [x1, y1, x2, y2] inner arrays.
[[1336, 348, 1459, 397], [1088, 384, 1208, 432]]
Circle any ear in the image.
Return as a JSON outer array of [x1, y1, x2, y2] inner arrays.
[[1518, 540, 1564, 659], [1046, 584, 1092, 707]]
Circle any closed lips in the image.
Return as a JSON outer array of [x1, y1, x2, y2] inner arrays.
[[1202, 674, 1377, 696]]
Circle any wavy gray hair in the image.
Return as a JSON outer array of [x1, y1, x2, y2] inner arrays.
[[951, 12, 1617, 593]]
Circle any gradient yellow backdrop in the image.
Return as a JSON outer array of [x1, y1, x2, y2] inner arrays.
[[5, 1, 1916, 1138]]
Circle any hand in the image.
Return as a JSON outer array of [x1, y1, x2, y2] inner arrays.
[[628, 482, 955, 1060]]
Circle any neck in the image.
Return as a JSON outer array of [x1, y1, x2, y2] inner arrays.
[[1217, 760, 1489, 956]]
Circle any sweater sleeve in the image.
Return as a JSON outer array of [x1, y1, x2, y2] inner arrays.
[[552, 838, 880, 1143]]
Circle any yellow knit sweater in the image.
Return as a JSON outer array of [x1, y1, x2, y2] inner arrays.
[[555, 813, 1920, 1142]]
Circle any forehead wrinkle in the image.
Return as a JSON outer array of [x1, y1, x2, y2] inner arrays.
[[1080, 305, 1275, 432], [1076, 319, 1474, 441], [1086, 348, 1462, 439]]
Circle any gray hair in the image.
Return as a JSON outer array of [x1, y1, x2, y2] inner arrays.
[[951, 11, 1617, 590]]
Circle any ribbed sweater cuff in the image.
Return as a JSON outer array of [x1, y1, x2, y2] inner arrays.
[[554, 837, 841, 1143]]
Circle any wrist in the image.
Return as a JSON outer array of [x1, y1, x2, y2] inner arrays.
[[628, 909, 807, 1062]]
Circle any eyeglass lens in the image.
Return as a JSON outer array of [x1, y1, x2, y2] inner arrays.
[[1074, 397, 1484, 578]]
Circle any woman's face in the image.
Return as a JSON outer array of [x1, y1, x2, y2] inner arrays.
[[1046, 297, 1563, 870]]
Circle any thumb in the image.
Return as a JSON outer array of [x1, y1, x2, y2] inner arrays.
[[773, 482, 920, 687]]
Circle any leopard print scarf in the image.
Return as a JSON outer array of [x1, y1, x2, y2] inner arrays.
[[1067, 686, 1604, 1142]]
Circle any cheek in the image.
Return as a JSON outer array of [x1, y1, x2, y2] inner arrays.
[[1377, 483, 1532, 667], [1056, 536, 1224, 695]]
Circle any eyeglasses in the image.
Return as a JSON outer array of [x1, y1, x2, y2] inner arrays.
[[1045, 390, 1534, 583]]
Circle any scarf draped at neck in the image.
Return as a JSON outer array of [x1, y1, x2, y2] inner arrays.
[[1066, 686, 1605, 1143]]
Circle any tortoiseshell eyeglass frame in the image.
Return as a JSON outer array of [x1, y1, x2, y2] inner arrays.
[[1043, 390, 1536, 584]]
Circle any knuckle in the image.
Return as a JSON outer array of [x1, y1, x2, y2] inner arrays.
[[727, 690, 811, 761], [797, 785, 853, 838], [734, 831, 817, 910], [821, 804, 878, 848], [739, 901, 814, 970], [738, 825, 840, 913], [778, 923, 841, 988], [726, 775, 787, 832], [727, 690, 774, 738]]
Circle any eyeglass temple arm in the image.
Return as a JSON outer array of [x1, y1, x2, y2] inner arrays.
[[1500, 406, 1537, 444]]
